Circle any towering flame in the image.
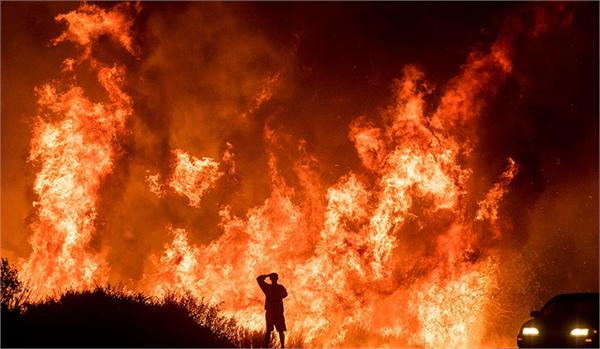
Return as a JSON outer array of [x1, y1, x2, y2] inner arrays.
[[20, 3, 138, 301]]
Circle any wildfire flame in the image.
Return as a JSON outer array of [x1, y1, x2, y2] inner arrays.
[[476, 158, 519, 223], [20, 3, 139, 301], [15, 3, 574, 348]]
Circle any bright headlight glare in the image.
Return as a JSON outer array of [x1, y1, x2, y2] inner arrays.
[[522, 327, 539, 335], [570, 328, 589, 337]]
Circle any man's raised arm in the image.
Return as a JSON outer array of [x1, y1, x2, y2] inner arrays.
[[257, 274, 269, 292]]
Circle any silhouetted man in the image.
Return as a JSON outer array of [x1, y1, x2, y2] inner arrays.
[[257, 273, 287, 348]]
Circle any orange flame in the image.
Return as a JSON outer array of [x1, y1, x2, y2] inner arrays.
[[52, 3, 139, 59], [242, 72, 281, 118], [167, 150, 223, 208], [20, 3, 138, 301], [145, 149, 225, 206], [145, 172, 166, 198], [476, 158, 519, 222]]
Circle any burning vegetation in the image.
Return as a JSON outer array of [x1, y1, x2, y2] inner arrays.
[[2, 2, 597, 348]]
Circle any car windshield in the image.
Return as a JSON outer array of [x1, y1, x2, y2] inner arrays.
[[540, 294, 599, 317]]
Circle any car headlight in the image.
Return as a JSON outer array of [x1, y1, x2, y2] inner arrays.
[[522, 327, 540, 335], [570, 328, 589, 337]]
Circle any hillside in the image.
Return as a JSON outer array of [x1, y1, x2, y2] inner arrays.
[[0, 259, 266, 347]]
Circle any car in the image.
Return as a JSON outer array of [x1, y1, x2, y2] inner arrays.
[[517, 292, 599, 348]]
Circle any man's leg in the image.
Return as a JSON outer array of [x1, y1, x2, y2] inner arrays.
[[265, 311, 273, 348], [278, 331, 285, 348], [265, 330, 272, 348]]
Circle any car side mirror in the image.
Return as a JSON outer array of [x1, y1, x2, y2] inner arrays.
[[530, 310, 540, 318]]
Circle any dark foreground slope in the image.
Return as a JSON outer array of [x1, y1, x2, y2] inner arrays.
[[0, 259, 302, 348], [1, 288, 239, 347]]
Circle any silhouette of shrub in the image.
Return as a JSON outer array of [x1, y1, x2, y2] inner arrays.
[[1, 257, 28, 311], [0, 260, 305, 347], [1, 286, 238, 347]]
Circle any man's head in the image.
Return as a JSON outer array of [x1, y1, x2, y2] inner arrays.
[[269, 273, 279, 284]]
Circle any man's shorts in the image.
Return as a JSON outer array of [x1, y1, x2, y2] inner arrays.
[[266, 310, 287, 332]]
